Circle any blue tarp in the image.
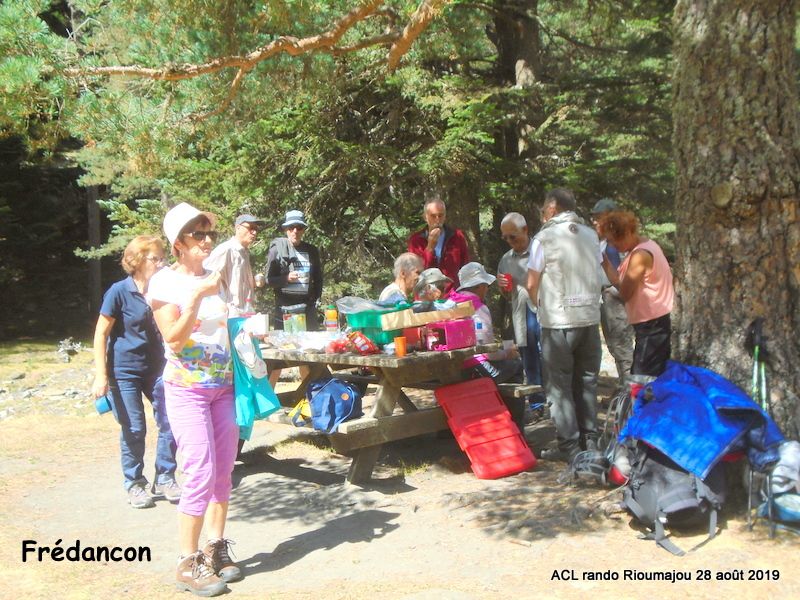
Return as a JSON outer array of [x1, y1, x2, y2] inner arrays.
[[620, 361, 783, 479]]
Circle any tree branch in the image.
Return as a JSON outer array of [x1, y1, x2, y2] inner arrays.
[[65, 0, 388, 80], [387, 0, 451, 72], [63, 1, 447, 119]]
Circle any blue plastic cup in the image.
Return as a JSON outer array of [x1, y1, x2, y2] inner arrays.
[[94, 395, 112, 414]]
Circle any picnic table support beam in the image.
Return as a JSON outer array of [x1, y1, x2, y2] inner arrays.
[[345, 377, 402, 484]]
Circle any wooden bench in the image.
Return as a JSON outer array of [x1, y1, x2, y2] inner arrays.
[[336, 373, 543, 431]]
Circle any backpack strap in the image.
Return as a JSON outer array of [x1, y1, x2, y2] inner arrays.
[[653, 513, 687, 556], [658, 486, 701, 515]]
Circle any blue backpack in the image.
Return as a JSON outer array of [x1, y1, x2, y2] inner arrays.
[[306, 377, 363, 434]]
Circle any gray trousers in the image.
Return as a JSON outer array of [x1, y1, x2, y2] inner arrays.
[[600, 287, 634, 386], [540, 325, 602, 451]]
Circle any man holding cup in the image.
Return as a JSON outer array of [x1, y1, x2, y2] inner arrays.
[[204, 213, 265, 317], [497, 212, 543, 397]]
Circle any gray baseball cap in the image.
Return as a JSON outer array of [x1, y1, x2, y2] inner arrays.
[[590, 198, 619, 215]]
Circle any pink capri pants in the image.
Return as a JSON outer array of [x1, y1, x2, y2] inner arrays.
[[164, 382, 239, 516]]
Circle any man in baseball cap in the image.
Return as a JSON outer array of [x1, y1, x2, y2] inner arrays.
[[204, 212, 265, 316]]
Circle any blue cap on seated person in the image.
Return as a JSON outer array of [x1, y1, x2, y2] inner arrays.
[[457, 262, 496, 291]]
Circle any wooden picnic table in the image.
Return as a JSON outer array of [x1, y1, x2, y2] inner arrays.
[[259, 343, 500, 484]]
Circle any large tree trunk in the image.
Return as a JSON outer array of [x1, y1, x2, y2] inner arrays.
[[493, 0, 541, 157], [673, 0, 800, 437]]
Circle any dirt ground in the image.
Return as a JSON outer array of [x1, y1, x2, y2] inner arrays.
[[1, 343, 798, 600]]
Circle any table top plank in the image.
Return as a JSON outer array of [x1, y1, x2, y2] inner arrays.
[[259, 343, 500, 369]]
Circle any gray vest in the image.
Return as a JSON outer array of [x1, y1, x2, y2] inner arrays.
[[535, 212, 602, 328]]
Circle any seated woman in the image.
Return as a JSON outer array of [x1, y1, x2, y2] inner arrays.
[[452, 262, 522, 383], [597, 210, 674, 378], [379, 252, 423, 304]]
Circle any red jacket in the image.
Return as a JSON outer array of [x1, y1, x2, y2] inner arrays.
[[407, 225, 470, 290]]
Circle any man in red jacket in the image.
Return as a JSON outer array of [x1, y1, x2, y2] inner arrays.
[[407, 197, 470, 292]]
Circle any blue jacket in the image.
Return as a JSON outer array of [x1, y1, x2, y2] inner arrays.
[[621, 361, 783, 478]]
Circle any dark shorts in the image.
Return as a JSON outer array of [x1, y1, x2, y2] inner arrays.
[[632, 314, 671, 377]]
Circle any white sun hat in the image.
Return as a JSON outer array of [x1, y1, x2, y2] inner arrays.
[[163, 202, 217, 248], [457, 262, 496, 291]]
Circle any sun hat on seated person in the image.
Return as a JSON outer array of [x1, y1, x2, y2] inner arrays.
[[163, 202, 218, 249], [281, 209, 308, 229], [457, 262, 496, 291], [413, 267, 452, 296]]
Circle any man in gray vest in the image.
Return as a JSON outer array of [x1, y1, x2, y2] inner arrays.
[[527, 188, 603, 462]]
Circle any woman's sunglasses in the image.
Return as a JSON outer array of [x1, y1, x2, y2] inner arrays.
[[184, 230, 219, 242]]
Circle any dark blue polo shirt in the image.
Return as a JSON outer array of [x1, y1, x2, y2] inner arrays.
[[606, 242, 622, 270], [99, 277, 166, 379]]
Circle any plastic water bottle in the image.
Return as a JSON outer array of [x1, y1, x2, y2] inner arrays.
[[324, 304, 339, 333]]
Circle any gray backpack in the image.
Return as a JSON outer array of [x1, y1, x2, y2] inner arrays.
[[623, 443, 727, 555]]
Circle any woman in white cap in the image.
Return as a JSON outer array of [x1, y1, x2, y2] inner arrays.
[[148, 202, 240, 597], [452, 262, 522, 383], [264, 209, 323, 330]]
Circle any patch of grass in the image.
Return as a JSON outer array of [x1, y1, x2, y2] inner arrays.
[[0, 339, 92, 375], [395, 458, 430, 476]]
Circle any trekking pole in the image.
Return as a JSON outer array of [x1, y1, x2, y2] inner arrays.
[[746, 318, 778, 537], [746, 318, 765, 531]]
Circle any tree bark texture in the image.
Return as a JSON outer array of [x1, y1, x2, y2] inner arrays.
[[673, 0, 800, 437], [493, 0, 541, 158]]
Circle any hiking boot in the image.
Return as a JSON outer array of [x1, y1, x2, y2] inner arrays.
[[539, 446, 580, 463], [127, 482, 155, 509], [176, 551, 227, 597], [151, 478, 182, 503], [203, 538, 242, 583]]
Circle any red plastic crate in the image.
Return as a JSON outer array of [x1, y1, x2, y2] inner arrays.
[[435, 378, 536, 479], [465, 434, 537, 479], [435, 378, 506, 426], [453, 412, 517, 448]]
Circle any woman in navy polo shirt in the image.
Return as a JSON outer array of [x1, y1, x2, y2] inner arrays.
[[91, 235, 179, 509]]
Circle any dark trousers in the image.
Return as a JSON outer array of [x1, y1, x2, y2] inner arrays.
[[632, 314, 671, 377], [520, 305, 543, 386]]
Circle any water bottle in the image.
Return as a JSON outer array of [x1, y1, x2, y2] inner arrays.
[[324, 304, 339, 333]]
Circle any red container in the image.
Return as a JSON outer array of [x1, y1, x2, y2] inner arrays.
[[424, 317, 477, 351], [435, 379, 536, 479], [436, 378, 507, 426], [455, 412, 517, 447], [464, 434, 537, 479], [403, 326, 424, 350]]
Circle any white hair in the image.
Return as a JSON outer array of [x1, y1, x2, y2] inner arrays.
[[394, 252, 423, 278], [423, 197, 446, 213], [501, 212, 527, 229]]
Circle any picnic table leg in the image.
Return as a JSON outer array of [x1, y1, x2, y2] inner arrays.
[[346, 376, 402, 485]]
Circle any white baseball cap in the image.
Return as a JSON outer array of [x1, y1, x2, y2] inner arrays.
[[457, 262, 496, 290], [163, 202, 217, 248]]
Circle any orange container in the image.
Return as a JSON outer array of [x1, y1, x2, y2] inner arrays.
[[394, 336, 407, 357]]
